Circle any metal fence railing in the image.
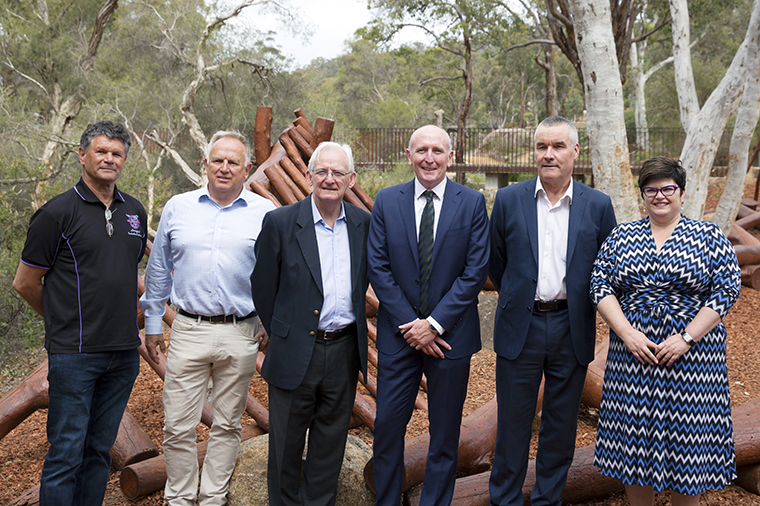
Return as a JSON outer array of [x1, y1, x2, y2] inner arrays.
[[332, 127, 734, 176]]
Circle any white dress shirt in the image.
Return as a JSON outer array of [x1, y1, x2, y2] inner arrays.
[[534, 178, 572, 301], [414, 177, 447, 333], [414, 177, 446, 240], [311, 197, 354, 331]]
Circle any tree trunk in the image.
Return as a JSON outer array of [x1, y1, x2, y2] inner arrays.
[[669, 0, 700, 131], [536, 44, 558, 118], [713, 0, 760, 234], [569, 0, 638, 223], [519, 69, 527, 128], [631, 41, 651, 150], [455, 30, 474, 166], [680, 0, 758, 219]]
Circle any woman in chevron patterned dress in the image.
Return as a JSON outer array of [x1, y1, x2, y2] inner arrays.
[[589, 157, 741, 506]]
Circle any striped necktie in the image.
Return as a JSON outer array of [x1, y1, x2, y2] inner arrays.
[[418, 190, 435, 317]]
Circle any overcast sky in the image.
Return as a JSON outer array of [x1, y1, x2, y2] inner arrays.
[[238, 0, 427, 68]]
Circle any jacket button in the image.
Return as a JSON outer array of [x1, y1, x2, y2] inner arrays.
[[527, 306, 532, 311], [310, 331, 315, 336], [314, 309, 319, 315], [415, 279, 419, 285], [532, 279, 537, 283]]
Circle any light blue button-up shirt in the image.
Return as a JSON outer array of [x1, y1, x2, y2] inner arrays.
[[311, 197, 354, 331], [141, 185, 275, 335]]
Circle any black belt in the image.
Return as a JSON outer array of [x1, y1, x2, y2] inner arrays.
[[178, 308, 257, 323], [316, 322, 357, 341], [533, 299, 568, 312]]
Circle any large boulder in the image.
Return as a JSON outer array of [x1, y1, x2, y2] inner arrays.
[[228, 433, 374, 506]]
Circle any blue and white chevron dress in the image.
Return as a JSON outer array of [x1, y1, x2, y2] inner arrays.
[[590, 217, 741, 494]]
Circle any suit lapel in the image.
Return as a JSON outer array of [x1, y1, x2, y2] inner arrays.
[[566, 182, 586, 267], [398, 180, 419, 269], [296, 196, 323, 295], [432, 179, 461, 265], [521, 179, 539, 265]]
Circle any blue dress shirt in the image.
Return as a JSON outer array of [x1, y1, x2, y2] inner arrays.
[[141, 185, 275, 335], [311, 198, 354, 331]]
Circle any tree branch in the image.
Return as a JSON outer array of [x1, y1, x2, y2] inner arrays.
[[80, 0, 119, 73], [146, 131, 203, 187], [631, 15, 671, 43]]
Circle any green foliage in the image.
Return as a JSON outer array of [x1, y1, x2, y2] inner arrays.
[[0, 161, 45, 360], [563, 89, 584, 122], [356, 162, 414, 199]]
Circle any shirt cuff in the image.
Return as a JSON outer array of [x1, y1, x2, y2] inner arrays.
[[144, 316, 165, 336], [427, 316, 444, 335]]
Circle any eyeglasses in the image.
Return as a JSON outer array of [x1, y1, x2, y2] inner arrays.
[[312, 169, 350, 180], [641, 185, 679, 198], [105, 208, 116, 238]]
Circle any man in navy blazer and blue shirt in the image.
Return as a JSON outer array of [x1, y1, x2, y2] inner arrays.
[[488, 116, 617, 506], [252, 142, 370, 506], [368, 125, 490, 506]]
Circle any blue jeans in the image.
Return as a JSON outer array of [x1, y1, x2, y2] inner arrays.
[[40, 349, 140, 506]]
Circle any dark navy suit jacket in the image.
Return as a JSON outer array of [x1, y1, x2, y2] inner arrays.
[[489, 177, 616, 365], [252, 196, 370, 390], [368, 178, 490, 359]]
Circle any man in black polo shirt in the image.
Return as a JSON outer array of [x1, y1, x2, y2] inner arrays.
[[13, 120, 147, 506]]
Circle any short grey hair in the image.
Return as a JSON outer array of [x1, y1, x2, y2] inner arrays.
[[206, 131, 251, 166], [80, 120, 131, 156], [308, 142, 355, 174], [535, 116, 579, 147]]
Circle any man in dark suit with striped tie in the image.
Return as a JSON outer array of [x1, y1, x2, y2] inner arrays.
[[367, 125, 490, 506]]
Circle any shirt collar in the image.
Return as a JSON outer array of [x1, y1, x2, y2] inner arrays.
[[311, 195, 346, 226], [74, 178, 125, 204], [414, 177, 447, 201], [534, 177, 573, 204], [199, 183, 250, 208]]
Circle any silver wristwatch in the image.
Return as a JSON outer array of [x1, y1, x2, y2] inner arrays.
[[681, 331, 695, 346]]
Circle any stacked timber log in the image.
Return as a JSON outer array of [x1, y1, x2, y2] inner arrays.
[[730, 199, 760, 289], [3, 111, 760, 505]]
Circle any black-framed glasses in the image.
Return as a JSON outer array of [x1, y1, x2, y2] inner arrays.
[[641, 185, 679, 198], [105, 208, 116, 238]]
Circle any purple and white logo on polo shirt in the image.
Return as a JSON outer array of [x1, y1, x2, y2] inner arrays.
[[126, 214, 142, 236]]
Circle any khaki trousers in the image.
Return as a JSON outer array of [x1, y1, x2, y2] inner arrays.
[[163, 313, 260, 506]]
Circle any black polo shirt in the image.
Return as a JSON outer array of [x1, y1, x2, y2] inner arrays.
[[21, 178, 147, 353]]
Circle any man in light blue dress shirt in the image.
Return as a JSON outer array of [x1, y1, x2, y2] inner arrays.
[[252, 142, 371, 506], [141, 131, 275, 506]]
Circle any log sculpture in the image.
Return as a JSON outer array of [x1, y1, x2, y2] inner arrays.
[[108, 409, 159, 470], [0, 360, 48, 440]]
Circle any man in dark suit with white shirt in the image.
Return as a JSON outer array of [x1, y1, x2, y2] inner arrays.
[[368, 125, 490, 506], [488, 116, 617, 506], [252, 142, 370, 506]]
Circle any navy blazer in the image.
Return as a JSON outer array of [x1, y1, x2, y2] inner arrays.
[[489, 177, 616, 365], [252, 196, 370, 390], [367, 178, 490, 359]]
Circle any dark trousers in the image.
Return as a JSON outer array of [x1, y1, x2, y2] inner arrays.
[[40, 349, 139, 506], [489, 309, 587, 506], [373, 344, 471, 506], [267, 331, 360, 506]]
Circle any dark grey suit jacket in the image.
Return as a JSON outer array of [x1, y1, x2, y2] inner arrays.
[[252, 196, 370, 390]]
